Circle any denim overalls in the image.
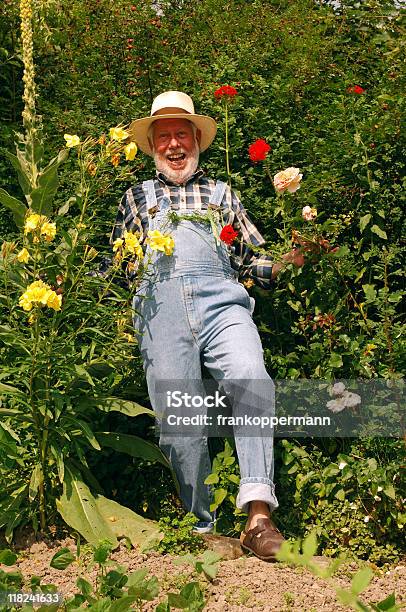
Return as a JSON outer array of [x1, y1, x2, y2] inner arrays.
[[132, 179, 278, 523]]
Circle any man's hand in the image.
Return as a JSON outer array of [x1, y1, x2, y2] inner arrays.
[[271, 248, 305, 280]]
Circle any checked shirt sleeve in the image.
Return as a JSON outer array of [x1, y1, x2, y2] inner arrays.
[[228, 189, 274, 290], [109, 188, 144, 283]]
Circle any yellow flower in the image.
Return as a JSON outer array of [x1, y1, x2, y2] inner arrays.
[[109, 127, 129, 142], [273, 167, 303, 194], [64, 134, 81, 148], [40, 221, 57, 242], [17, 248, 30, 263], [19, 294, 33, 311], [113, 238, 124, 252], [147, 230, 175, 256], [124, 230, 143, 258], [24, 213, 44, 234], [111, 153, 120, 167], [46, 291, 62, 311], [124, 142, 137, 161], [19, 279, 61, 312]]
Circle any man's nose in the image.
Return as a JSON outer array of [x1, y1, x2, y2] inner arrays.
[[168, 136, 180, 149]]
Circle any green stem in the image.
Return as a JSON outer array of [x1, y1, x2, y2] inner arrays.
[[224, 102, 231, 186]]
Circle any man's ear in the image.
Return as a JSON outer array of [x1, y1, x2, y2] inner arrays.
[[196, 128, 202, 147], [148, 137, 154, 152]]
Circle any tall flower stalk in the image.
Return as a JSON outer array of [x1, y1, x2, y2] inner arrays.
[[214, 85, 238, 186], [19, 0, 41, 194]]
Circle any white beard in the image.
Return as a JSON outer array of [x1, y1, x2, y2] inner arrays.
[[153, 142, 200, 185]]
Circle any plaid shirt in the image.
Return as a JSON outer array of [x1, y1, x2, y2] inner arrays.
[[110, 168, 274, 289]]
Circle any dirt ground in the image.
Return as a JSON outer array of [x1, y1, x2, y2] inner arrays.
[[1, 530, 405, 611]]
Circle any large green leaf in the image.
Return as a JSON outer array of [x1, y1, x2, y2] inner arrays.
[[56, 464, 118, 548], [4, 150, 32, 195], [30, 149, 68, 216], [84, 397, 154, 418], [94, 495, 162, 552], [0, 188, 27, 228], [95, 432, 170, 468]]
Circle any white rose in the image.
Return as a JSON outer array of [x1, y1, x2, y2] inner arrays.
[[342, 391, 361, 408], [302, 206, 317, 221], [326, 397, 347, 413], [330, 382, 346, 397], [273, 167, 303, 194]]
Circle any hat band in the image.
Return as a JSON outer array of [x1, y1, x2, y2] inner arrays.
[[152, 107, 192, 116]]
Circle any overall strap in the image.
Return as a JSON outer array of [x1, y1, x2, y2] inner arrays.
[[142, 180, 158, 217], [208, 180, 228, 210]]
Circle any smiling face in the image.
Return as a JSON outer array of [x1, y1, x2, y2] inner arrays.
[[150, 118, 201, 184]]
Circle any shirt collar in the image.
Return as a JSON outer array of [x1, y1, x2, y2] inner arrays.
[[156, 168, 205, 187]]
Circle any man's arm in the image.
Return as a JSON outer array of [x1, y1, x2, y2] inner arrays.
[[228, 189, 304, 288]]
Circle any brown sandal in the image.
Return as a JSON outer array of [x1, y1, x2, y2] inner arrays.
[[240, 518, 285, 562]]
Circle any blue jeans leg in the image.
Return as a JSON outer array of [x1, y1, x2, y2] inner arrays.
[[201, 304, 279, 513]]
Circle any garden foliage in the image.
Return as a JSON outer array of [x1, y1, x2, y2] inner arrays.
[[0, 0, 404, 562]]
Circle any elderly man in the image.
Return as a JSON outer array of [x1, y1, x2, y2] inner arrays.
[[111, 91, 303, 561]]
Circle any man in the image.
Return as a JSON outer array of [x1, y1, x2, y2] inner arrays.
[[111, 91, 304, 561]]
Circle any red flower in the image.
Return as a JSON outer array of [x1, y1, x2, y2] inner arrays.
[[248, 139, 271, 162], [347, 85, 365, 94], [219, 224, 238, 245], [214, 85, 238, 99]]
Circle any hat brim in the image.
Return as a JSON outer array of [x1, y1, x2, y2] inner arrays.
[[128, 113, 217, 156]]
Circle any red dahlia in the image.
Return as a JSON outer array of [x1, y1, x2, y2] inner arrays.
[[219, 224, 238, 245], [248, 139, 271, 162], [346, 85, 365, 94], [214, 85, 238, 99]]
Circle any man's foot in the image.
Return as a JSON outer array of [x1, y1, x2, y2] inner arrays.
[[240, 517, 285, 562]]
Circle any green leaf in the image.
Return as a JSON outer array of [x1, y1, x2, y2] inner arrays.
[[95, 432, 171, 470], [76, 577, 93, 597], [371, 225, 387, 240], [362, 284, 377, 301], [0, 548, 18, 565], [50, 547, 76, 570], [351, 567, 373, 595], [204, 473, 219, 485], [30, 149, 68, 216], [108, 596, 139, 612], [359, 214, 372, 232], [335, 489, 346, 501], [0, 188, 27, 228], [383, 484, 396, 500], [93, 539, 114, 563], [93, 495, 163, 552], [126, 568, 149, 587], [75, 419, 101, 451], [29, 464, 43, 502], [56, 464, 119, 549], [375, 593, 397, 611], [89, 397, 154, 417], [330, 245, 349, 258], [302, 531, 317, 558], [211, 488, 227, 510], [4, 150, 32, 195], [328, 353, 343, 368]]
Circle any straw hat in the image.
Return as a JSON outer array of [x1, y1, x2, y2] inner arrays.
[[128, 91, 217, 156]]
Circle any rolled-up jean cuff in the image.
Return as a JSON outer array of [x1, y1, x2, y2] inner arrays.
[[236, 482, 279, 514]]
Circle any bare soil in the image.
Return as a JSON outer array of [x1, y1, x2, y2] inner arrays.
[[1, 530, 405, 611]]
